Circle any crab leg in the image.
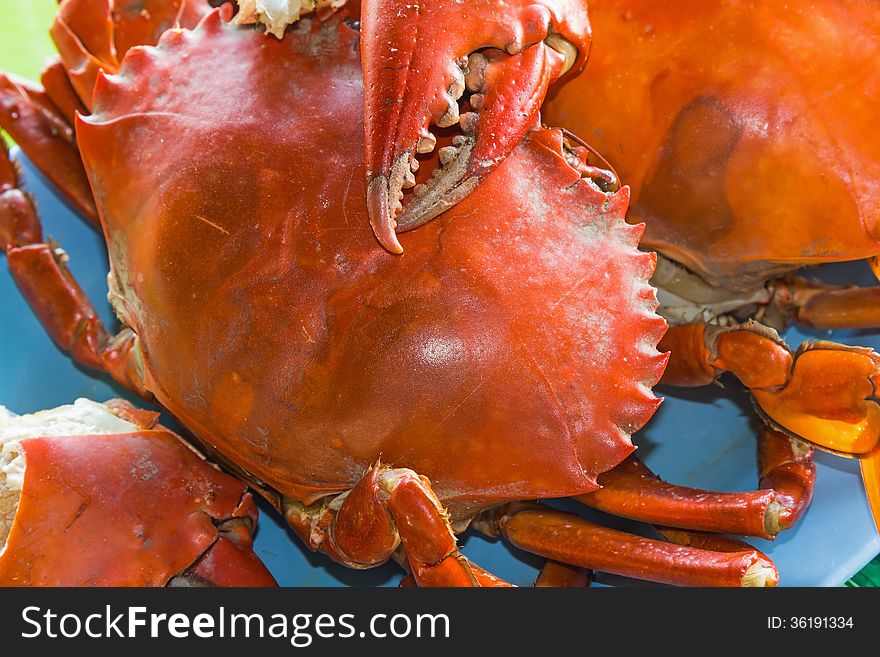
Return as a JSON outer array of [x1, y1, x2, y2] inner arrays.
[[535, 560, 591, 587], [398, 562, 513, 588], [578, 456, 776, 538], [284, 465, 511, 587], [0, 73, 97, 224], [477, 504, 778, 587], [795, 287, 880, 330], [39, 59, 87, 127], [659, 322, 880, 456], [576, 427, 814, 539], [661, 321, 880, 532], [654, 527, 776, 569], [757, 427, 815, 531], [0, 140, 147, 396], [361, 0, 590, 252], [773, 275, 880, 330]]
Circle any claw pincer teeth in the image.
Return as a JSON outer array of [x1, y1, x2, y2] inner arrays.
[[436, 99, 460, 128], [417, 135, 436, 154], [361, 1, 592, 251], [465, 52, 488, 92], [449, 66, 466, 100], [438, 146, 457, 166], [459, 112, 479, 134]]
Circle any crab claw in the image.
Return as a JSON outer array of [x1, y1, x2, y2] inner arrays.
[[362, 0, 590, 253], [750, 342, 880, 458]]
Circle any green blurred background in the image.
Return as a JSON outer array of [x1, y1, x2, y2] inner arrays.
[[1, 0, 878, 587], [0, 0, 58, 82]]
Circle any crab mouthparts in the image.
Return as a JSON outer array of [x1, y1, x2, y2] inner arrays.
[[362, 0, 587, 254]]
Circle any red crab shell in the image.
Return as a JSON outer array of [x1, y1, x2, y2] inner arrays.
[[0, 400, 276, 587], [52, 0, 213, 108], [74, 11, 666, 518], [544, 0, 880, 290]]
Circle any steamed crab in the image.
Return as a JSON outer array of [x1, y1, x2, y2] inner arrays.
[[0, 0, 832, 586], [543, 0, 880, 528], [0, 398, 276, 586]]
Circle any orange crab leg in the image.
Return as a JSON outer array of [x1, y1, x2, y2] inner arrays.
[[535, 560, 591, 587], [179, 496, 278, 587], [576, 428, 814, 539], [757, 427, 815, 532], [580, 456, 776, 538], [284, 465, 510, 587], [660, 322, 880, 457], [40, 59, 87, 127], [482, 504, 778, 587], [654, 527, 777, 583], [6, 244, 147, 396], [50, 0, 119, 108], [1, 141, 147, 395], [0, 73, 98, 224], [397, 562, 511, 588], [770, 275, 880, 330], [1, 141, 40, 248]]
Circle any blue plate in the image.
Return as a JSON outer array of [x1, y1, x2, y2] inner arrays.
[[2, 151, 878, 586]]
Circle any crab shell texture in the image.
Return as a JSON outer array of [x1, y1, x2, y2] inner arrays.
[[544, 0, 880, 291], [75, 11, 666, 520], [0, 399, 276, 586], [52, 0, 214, 108]]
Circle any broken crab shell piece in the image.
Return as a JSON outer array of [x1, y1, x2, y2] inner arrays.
[[0, 398, 276, 587]]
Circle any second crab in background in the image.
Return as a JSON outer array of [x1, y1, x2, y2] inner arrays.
[[545, 0, 880, 527]]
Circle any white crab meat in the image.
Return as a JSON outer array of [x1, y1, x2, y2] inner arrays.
[[234, 0, 347, 38]]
